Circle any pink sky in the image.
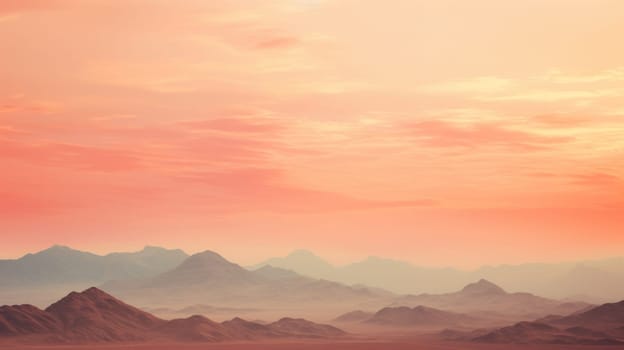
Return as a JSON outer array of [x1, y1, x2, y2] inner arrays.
[[1, 0, 623, 267]]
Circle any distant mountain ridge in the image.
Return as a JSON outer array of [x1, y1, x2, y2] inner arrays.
[[144, 250, 258, 288], [365, 305, 476, 327], [549, 300, 624, 328], [102, 250, 394, 314], [1, 246, 596, 322], [441, 298, 624, 345], [332, 280, 591, 327], [465, 308, 624, 346], [392, 279, 591, 319], [254, 250, 335, 279], [469, 321, 624, 345], [4, 246, 624, 303], [460, 279, 506, 295], [0, 245, 188, 287], [254, 250, 624, 301], [0, 287, 346, 344]]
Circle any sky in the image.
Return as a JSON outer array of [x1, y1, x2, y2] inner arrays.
[[1, 0, 623, 267]]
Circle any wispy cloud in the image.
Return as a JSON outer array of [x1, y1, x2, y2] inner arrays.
[[531, 114, 591, 128], [480, 89, 622, 102], [0, 139, 144, 172], [402, 120, 572, 150], [254, 36, 299, 50], [570, 172, 622, 187], [543, 68, 624, 84], [420, 76, 512, 95], [176, 167, 436, 213]]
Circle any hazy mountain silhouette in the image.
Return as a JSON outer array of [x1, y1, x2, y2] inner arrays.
[[253, 252, 468, 295], [144, 250, 258, 288], [442, 299, 624, 345], [254, 250, 335, 279], [0, 245, 188, 287], [2, 247, 597, 323], [333, 303, 504, 330], [473, 260, 624, 302], [459, 279, 506, 296], [4, 246, 624, 305], [144, 304, 261, 319], [366, 306, 476, 328], [269, 317, 345, 338], [0, 287, 346, 344], [154, 314, 347, 343], [470, 321, 624, 345], [253, 265, 302, 281], [549, 300, 624, 328], [156, 315, 232, 342], [474, 322, 570, 344], [254, 250, 624, 301], [333, 310, 374, 323], [221, 317, 283, 339], [103, 250, 394, 315], [392, 279, 591, 320]]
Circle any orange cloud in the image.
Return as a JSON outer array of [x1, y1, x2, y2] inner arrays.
[[570, 172, 622, 187], [0, 139, 143, 172], [532, 114, 591, 128], [0, 0, 63, 15], [0, 192, 65, 218], [177, 167, 435, 213], [255, 36, 299, 50], [403, 120, 572, 150], [178, 117, 285, 134]]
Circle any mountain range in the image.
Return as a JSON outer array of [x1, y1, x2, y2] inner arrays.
[[0, 245, 188, 287], [364, 306, 476, 328], [0, 287, 345, 344], [0, 245, 189, 308], [331, 279, 590, 332], [5, 245, 624, 304], [470, 321, 624, 345], [391, 279, 591, 320], [3, 245, 624, 347], [101, 250, 394, 320], [1, 246, 598, 323], [254, 250, 624, 301], [442, 300, 624, 345], [433, 297, 624, 345]]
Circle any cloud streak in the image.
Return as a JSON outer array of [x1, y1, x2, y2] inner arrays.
[[402, 120, 572, 150]]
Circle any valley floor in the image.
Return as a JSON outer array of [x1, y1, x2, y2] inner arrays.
[[1, 339, 620, 350]]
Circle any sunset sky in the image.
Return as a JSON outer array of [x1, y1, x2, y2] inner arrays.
[[1, 0, 623, 267]]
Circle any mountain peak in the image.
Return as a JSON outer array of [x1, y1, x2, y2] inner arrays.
[[38, 245, 75, 254], [47, 287, 117, 309], [183, 250, 231, 266], [45, 286, 164, 333], [146, 249, 253, 287], [81, 286, 112, 298], [48, 244, 72, 250], [172, 250, 243, 273], [282, 249, 333, 267], [565, 300, 624, 324], [287, 249, 320, 259], [24, 245, 93, 260], [253, 265, 301, 280], [250, 249, 333, 278], [460, 279, 506, 295], [142, 245, 167, 252]]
